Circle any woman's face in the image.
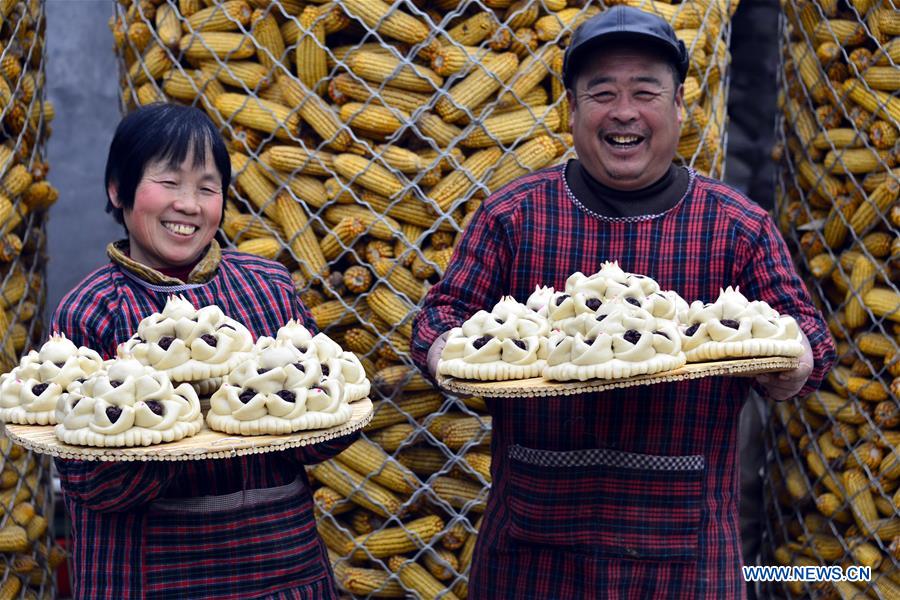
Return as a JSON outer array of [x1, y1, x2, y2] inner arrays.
[[111, 151, 223, 269]]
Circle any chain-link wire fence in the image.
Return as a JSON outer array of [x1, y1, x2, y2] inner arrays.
[[0, 0, 64, 598], [767, 0, 900, 597], [111, 0, 738, 596]]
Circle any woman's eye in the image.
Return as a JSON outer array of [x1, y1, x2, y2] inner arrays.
[[201, 187, 220, 195]]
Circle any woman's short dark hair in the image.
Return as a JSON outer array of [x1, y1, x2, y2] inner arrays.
[[104, 103, 231, 227]]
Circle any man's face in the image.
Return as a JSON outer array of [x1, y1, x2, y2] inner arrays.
[[568, 45, 684, 191], [114, 151, 223, 269]]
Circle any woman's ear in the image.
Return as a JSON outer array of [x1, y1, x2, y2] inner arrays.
[[107, 183, 121, 208]]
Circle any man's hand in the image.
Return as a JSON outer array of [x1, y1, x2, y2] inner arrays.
[[427, 332, 451, 380], [755, 330, 813, 401]]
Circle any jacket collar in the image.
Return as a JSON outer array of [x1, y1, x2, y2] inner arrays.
[[107, 239, 221, 285]]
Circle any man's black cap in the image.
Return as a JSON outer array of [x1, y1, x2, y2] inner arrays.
[[562, 6, 689, 89]]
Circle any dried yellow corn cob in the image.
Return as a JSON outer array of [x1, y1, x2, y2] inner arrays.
[[310, 300, 356, 329], [423, 548, 460, 582], [279, 75, 351, 151], [275, 193, 328, 279], [340, 102, 409, 139], [813, 18, 867, 46], [250, 9, 284, 72], [432, 476, 487, 512], [805, 391, 867, 424], [811, 128, 867, 150], [310, 461, 403, 518], [185, 0, 251, 32], [486, 134, 557, 191], [844, 468, 878, 537], [850, 179, 900, 235], [231, 152, 278, 219], [535, 6, 601, 42], [824, 147, 893, 175], [844, 78, 900, 125], [345, 51, 443, 93], [317, 516, 355, 556], [323, 205, 401, 242], [260, 146, 334, 178], [442, 416, 492, 450], [366, 391, 443, 431], [341, 0, 430, 47], [864, 288, 900, 322], [506, 0, 539, 29], [372, 258, 425, 303], [447, 12, 496, 46], [498, 44, 561, 108], [367, 423, 415, 452], [354, 515, 443, 561], [154, 3, 181, 49], [429, 147, 503, 211], [179, 31, 255, 61], [845, 255, 876, 328], [333, 153, 408, 200], [388, 555, 460, 600], [295, 6, 326, 95], [862, 231, 892, 257], [319, 216, 366, 261], [215, 93, 298, 140], [236, 236, 282, 259], [314, 486, 354, 516], [0, 576, 20, 600], [340, 565, 406, 598], [462, 105, 560, 148], [0, 525, 28, 552], [328, 73, 430, 115], [343, 328, 379, 357], [436, 52, 519, 123], [373, 364, 430, 393], [128, 44, 173, 86], [336, 438, 420, 495]]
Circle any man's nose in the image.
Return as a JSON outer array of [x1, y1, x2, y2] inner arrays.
[[608, 96, 639, 121]]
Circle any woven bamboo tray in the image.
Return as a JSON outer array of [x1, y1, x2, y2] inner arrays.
[[438, 357, 799, 398], [4, 398, 372, 462]]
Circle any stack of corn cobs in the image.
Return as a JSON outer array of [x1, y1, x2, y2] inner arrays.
[[770, 0, 900, 597], [112, 0, 737, 596], [0, 2, 63, 599]]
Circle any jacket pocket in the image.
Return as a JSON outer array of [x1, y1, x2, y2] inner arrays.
[[144, 477, 333, 599], [507, 444, 705, 561]]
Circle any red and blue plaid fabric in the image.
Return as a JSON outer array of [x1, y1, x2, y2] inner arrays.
[[412, 166, 836, 599], [52, 250, 353, 599]]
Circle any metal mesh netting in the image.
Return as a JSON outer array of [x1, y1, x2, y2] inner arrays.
[[767, 0, 900, 597], [0, 0, 65, 598], [112, 0, 738, 597]]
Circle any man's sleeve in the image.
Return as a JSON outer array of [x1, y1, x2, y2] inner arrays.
[[411, 200, 513, 376], [738, 213, 837, 396]]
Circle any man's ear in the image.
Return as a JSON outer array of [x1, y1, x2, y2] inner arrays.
[[674, 83, 684, 127], [107, 183, 121, 208], [566, 88, 576, 131]]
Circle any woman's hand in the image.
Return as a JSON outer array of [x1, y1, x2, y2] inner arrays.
[[755, 330, 813, 401]]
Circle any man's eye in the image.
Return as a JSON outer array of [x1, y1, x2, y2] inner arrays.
[[160, 180, 178, 187]]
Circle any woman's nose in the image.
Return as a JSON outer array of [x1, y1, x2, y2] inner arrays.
[[172, 189, 202, 213]]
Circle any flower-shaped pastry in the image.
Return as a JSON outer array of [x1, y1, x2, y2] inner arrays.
[[118, 295, 254, 382], [525, 285, 556, 317], [309, 333, 371, 402], [544, 300, 685, 381], [54, 358, 203, 447], [207, 339, 353, 435], [0, 334, 104, 425], [679, 286, 804, 361], [439, 296, 550, 380]]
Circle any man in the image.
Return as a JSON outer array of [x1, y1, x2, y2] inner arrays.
[[411, 7, 835, 599]]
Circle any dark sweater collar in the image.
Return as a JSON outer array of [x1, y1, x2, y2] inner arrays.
[[565, 160, 690, 219]]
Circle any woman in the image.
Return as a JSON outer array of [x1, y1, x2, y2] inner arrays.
[[52, 103, 354, 599]]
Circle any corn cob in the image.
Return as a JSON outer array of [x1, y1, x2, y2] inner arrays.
[[844, 78, 900, 125], [323, 205, 401, 242], [397, 447, 448, 476], [431, 476, 487, 512], [260, 146, 334, 178], [314, 486, 355, 516], [462, 105, 560, 148], [845, 255, 877, 329], [249, 8, 284, 72], [179, 31, 256, 61], [278, 75, 351, 151], [231, 152, 278, 219], [275, 193, 328, 279], [329, 74, 430, 115], [215, 93, 298, 140], [237, 236, 282, 259], [535, 7, 601, 42], [864, 288, 900, 322], [423, 547, 460, 582], [0, 577, 20, 600], [345, 51, 443, 93], [374, 365, 431, 393], [442, 416, 492, 450], [319, 216, 366, 261], [295, 6, 326, 95], [343, 266, 373, 294], [333, 153, 408, 200], [353, 515, 444, 560], [367, 392, 443, 432], [340, 565, 406, 598], [849, 179, 899, 235], [856, 332, 896, 357], [805, 391, 868, 424], [844, 469, 879, 537], [128, 44, 173, 86], [367, 286, 414, 338], [335, 438, 420, 495], [429, 147, 502, 211], [388, 555, 461, 600], [185, 1, 251, 32], [310, 461, 403, 518], [436, 52, 519, 123], [341, 0, 430, 47], [340, 102, 409, 140], [317, 516, 356, 556], [0, 524, 28, 552], [311, 300, 356, 329], [367, 423, 416, 453], [497, 44, 561, 109], [447, 12, 496, 46], [813, 18, 867, 46], [486, 135, 557, 191], [371, 258, 425, 303]]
